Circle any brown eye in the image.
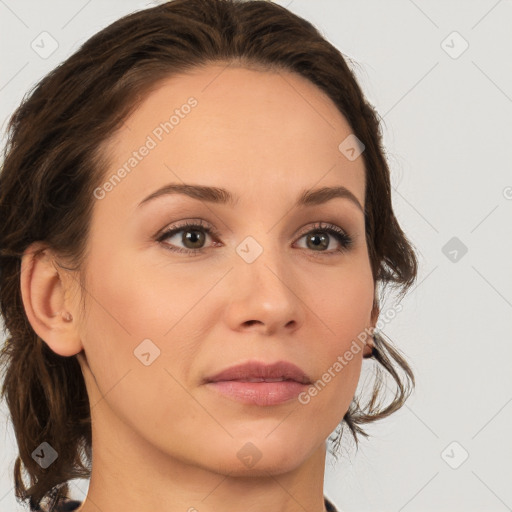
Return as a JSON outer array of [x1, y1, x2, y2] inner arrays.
[[156, 220, 353, 257], [305, 232, 330, 251], [295, 222, 353, 255], [179, 228, 206, 249], [156, 221, 219, 255]]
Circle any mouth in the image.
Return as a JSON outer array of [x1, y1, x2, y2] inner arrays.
[[204, 360, 312, 406]]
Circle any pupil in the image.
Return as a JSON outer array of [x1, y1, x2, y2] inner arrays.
[[185, 230, 204, 248], [308, 232, 328, 250]]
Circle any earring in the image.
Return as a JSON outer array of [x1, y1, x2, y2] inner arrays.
[[61, 311, 73, 322]]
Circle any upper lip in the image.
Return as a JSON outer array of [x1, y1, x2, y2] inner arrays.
[[204, 360, 312, 384]]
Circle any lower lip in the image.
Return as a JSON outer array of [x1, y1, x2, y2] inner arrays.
[[205, 380, 309, 406]]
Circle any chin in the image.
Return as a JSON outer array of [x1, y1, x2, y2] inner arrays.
[[199, 436, 315, 477]]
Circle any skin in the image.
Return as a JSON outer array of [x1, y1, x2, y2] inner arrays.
[[21, 63, 378, 512]]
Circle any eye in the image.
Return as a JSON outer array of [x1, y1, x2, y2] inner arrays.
[[294, 221, 353, 256], [156, 219, 220, 256], [156, 220, 353, 256]]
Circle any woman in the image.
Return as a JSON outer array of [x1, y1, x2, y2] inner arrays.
[[0, 1, 418, 511]]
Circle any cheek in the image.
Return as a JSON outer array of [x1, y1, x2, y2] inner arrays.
[[82, 242, 217, 339], [77, 244, 210, 440], [305, 253, 374, 344], [78, 242, 222, 401], [296, 259, 374, 422]]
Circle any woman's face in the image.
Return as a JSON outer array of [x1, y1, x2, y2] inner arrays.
[[74, 63, 377, 475]]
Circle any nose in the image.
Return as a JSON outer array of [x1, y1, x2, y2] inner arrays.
[[222, 241, 305, 336]]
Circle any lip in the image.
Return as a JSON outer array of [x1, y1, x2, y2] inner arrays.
[[205, 360, 312, 384], [203, 360, 312, 406]]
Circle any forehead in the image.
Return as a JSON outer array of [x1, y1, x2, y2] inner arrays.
[[99, 64, 366, 212]]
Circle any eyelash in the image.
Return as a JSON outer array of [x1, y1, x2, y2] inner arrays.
[[156, 219, 354, 257]]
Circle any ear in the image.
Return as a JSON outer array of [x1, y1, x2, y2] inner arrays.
[[20, 241, 83, 357], [363, 300, 380, 358], [370, 299, 380, 327]]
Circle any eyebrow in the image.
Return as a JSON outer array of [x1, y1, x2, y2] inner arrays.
[[137, 183, 364, 212]]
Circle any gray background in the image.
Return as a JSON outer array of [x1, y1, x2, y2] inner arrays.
[[1, 1, 511, 511]]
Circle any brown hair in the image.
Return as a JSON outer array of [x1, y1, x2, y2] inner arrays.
[[0, 0, 418, 510]]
